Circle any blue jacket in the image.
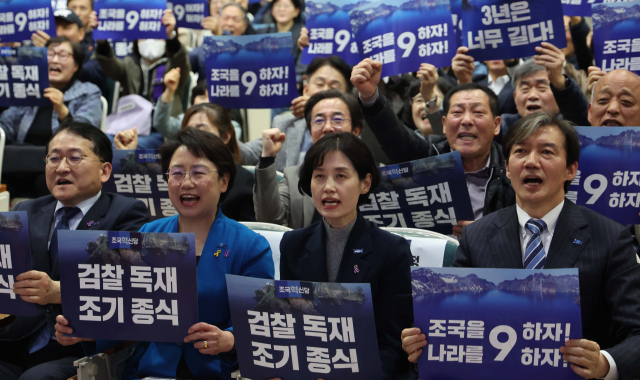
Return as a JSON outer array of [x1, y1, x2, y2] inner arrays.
[[87, 210, 274, 380], [0, 80, 102, 144]]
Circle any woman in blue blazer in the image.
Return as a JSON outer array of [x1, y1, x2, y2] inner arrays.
[[55, 128, 274, 379], [278, 133, 413, 380]]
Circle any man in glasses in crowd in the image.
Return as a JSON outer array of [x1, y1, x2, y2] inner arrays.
[[0, 121, 149, 380]]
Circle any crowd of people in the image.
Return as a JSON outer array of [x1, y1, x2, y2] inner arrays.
[[0, 0, 640, 379]]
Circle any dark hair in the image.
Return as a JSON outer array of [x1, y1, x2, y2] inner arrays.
[[303, 89, 363, 133], [306, 56, 353, 93], [503, 112, 580, 193], [67, 0, 94, 11], [191, 82, 208, 106], [271, 0, 302, 23], [47, 120, 113, 164], [181, 103, 242, 164], [160, 128, 236, 203], [298, 133, 381, 205], [46, 36, 85, 76], [442, 83, 500, 118]]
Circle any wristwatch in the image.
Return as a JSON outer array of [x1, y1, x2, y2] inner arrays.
[[424, 95, 438, 113]]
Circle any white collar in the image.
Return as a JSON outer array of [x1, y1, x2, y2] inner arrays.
[[516, 199, 564, 237], [488, 73, 510, 86], [54, 190, 102, 218]]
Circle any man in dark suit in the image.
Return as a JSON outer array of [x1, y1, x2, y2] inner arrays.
[[401, 112, 640, 379], [0, 121, 149, 380]]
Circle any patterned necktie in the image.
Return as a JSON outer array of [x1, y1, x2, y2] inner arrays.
[[523, 218, 548, 270], [28, 207, 81, 354]]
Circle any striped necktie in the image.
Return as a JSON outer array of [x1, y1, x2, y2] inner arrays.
[[523, 218, 547, 269]]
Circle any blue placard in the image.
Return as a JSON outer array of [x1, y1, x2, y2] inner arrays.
[[450, 0, 463, 48], [103, 150, 177, 222], [413, 267, 583, 379], [359, 151, 474, 235], [461, 0, 566, 61], [93, 0, 167, 41], [0, 0, 55, 43], [203, 33, 297, 109], [226, 274, 383, 380], [0, 211, 37, 316], [0, 46, 50, 107], [58, 230, 199, 342], [561, 0, 597, 17], [592, 1, 640, 75], [168, 0, 209, 29], [347, 0, 457, 77], [567, 127, 640, 225], [301, 0, 361, 65]]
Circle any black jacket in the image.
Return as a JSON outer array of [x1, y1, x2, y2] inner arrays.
[[0, 192, 149, 341], [361, 93, 515, 217]]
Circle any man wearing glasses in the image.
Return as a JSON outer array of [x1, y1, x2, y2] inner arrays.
[[254, 90, 363, 229], [0, 121, 149, 380]]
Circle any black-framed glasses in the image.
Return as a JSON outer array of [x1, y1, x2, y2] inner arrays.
[[44, 154, 103, 168], [47, 50, 73, 62], [311, 117, 351, 130], [165, 169, 219, 185]]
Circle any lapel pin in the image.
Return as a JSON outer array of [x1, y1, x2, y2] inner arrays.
[[573, 239, 583, 246], [214, 249, 221, 257], [354, 265, 360, 274], [224, 249, 230, 258], [87, 221, 97, 227], [217, 243, 226, 249], [353, 248, 363, 254]]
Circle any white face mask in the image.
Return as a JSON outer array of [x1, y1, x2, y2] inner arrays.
[[138, 39, 166, 61]]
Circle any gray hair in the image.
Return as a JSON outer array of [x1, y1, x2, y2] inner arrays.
[[220, 2, 249, 24], [511, 60, 547, 88]]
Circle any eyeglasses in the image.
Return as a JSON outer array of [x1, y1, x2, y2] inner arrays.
[[311, 117, 351, 130], [273, 2, 294, 9], [165, 169, 218, 185], [221, 15, 243, 22], [44, 154, 102, 168], [47, 50, 73, 62], [411, 96, 425, 105]]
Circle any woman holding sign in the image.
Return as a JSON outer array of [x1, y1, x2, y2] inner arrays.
[[54, 128, 274, 379], [275, 133, 413, 379]]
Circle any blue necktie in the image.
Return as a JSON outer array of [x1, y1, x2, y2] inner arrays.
[[523, 218, 547, 269], [28, 207, 81, 354]]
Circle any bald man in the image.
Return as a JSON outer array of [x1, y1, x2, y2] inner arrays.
[[587, 68, 640, 127]]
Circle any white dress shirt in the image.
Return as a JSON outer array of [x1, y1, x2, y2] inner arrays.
[[487, 73, 511, 96], [515, 200, 618, 380], [48, 191, 102, 248]]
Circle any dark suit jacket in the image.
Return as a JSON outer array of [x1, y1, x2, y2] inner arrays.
[[477, 76, 518, 115], [280, 213, 413, 379], [454, 200, 640, 379], [0, 192, 149, 341]]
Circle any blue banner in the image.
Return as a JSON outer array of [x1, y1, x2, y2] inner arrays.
[[359, 151, 474, 235], [103, 150, 178, 222], [93, 0, 167, 41], [0, 46, 50, 107], [561, 0, 597, 17], [450, 0, 463, 48], [0, 212, 37, 316], [413, 267, 583, 379], [168, 0, 209, 29], [0, 0, 55, 43], [347, 0, 457, 77], [567, 127, 640, 225], [226, 274, 383, 380], [58, 230, 199, 342], [461, 0, 566, 61], [592, 1, 640, 75], [301, 0, 361, 65], [203, 33, 297, 109]]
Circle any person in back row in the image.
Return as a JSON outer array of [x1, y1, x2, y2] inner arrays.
[[352, 59, 515, 236], [0, 121, 149, 380]]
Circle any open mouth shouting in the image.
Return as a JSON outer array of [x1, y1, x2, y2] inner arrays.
[[49, 65, 62, 75], [180, 193, 200, 206], [526, 104, 543, 113], [322, 197, 341, 210], [522, 174, 544, 189], [56, 178, 73, 187], [458, 133, 477, 142], [601, 118, 623, 127]]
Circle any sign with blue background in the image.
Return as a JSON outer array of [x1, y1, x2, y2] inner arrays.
[[226, 274, 383, 380], [204, 33, 297, 109], [592, 1, 640, 75], [0, 212, 36, 316], [450, 0, 463, 48], [0, 0, 55, 43], [462, 0, 566, 61], [359, 151, 474, 235], [302, 0, 361, 65], [413, 267, 583, 379], [0, 46, 50, 107], [168, 0, 209, 29], [103, 150, 177, 222], [58, 230, 199, 342], [568, 127, 640, 225], [346, 0, 457, 77], [93, 0, 167, 41]]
